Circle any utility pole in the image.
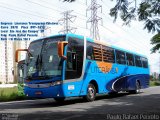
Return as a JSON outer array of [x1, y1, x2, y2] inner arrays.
[[58, 10, 77, 34], [86, 0, 102, 40]]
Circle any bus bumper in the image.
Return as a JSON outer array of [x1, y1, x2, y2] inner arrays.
[[24, 85, 64, 98]]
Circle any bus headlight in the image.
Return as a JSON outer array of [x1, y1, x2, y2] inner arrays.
[[51, 81, 62, 86], [24, 83, 29, 87]]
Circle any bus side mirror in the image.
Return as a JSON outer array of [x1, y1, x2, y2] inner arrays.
[[15, 49, 31, 62], [58, 41, 68, 59]]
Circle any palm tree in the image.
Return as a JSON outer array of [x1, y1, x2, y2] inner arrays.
[[151, 33, 160, 53]]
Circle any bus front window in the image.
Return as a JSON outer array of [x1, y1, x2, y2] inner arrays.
[[27, 36, 65, 80], [41, 40, 63, 77], [27, 40, 43, 78]]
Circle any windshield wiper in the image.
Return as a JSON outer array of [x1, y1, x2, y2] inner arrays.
[[39, 53, 43, 69], [35, 54, 43, 70]]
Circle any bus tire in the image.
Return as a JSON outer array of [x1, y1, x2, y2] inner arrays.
[[54, 97, 65, 102], [84, 83, 96, 102], [129, 81, 140, 94]]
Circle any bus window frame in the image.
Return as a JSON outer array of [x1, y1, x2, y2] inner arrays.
[[126, 53, 135, 66], [141, 57, 148, 68], [64, 36, 84, 80], [115, 50, 126, 65], [135, 55, 143, 67], [102, 45, 115, 63]]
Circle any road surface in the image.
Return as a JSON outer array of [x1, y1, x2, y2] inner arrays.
[[0, 86, 160, 120]]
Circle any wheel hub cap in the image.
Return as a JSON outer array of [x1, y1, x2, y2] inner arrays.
[[88, 87, 94, 98]]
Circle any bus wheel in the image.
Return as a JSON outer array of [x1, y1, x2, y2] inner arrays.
[[54, 97, 65, 102], [84, 83, 96, 102], [129, 81, 140, 94]]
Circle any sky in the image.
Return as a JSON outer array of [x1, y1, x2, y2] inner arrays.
[[0, 0, 159, 73]]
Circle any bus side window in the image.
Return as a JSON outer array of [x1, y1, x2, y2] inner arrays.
[[126, 53, 134, 66], [86, 42, 94, 60], [141, 57, 148, 68], [87, 42, 102, 61], [135, 55, 142, 67], [116, 50, 126, 65], [93, 44, 102, 61], [102, 46, 115, 63]]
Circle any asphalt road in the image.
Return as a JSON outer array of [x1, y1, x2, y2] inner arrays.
[[0, 86, 160, 120]]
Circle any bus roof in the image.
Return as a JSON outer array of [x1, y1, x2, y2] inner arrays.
[[67, 33, 147, 58], [31, 33, 147, 58]]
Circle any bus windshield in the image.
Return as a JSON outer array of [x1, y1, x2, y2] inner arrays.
[[27, 36, 65, 80]]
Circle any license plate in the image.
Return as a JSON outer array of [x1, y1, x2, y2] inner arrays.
[[35, 91, 42, 95]]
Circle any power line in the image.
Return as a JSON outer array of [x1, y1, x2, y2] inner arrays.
[[0, 0, 151, 51], [99, 24, 144, 50], [25, 0, 87, 22], [0, 4, 56, 21], [101, 1, 150, 49], [101, 12, 149, 50], [38, 0, 87, 17], [0, 1, 87, 34], [0, 1, 87, 24], [25, 0, 62, 13], [58, 10, 77, 34], [26, 0, 87, 18], [0, 2, 57, 20], [66, 1, 147, 51], [86, 0, 102, 40], [90, 7, 144, 50]]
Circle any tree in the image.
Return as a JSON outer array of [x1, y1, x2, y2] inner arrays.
[[151, 33, 160, 53], [63, 0, 160, 53]]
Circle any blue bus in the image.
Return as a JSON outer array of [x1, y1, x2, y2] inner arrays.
[[15, 33, 149, 102]]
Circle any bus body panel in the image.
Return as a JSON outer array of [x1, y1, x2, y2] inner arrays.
[[62, 81, 83, 97], [23, 33, 150, 99], [79, 59, 149, 95]]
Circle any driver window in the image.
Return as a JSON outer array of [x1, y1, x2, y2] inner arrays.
[[67, 52, 77, 70], [65, 37, 84, 80]]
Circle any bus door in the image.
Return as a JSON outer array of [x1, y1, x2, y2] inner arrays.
[[64, 37, 84, 96]]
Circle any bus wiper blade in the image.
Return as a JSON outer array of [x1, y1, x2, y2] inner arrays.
[[35, 53, 43, 70], [39, 53, 43, 70], [35, 55, 39, 68]]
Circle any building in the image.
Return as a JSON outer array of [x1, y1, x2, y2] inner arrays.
[[0, 40, 30, 84], [0, 27, 52, 84]]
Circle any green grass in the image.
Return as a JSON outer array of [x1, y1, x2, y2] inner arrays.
[[150, 80, 160, 87], [0, 87, 26, 102]]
